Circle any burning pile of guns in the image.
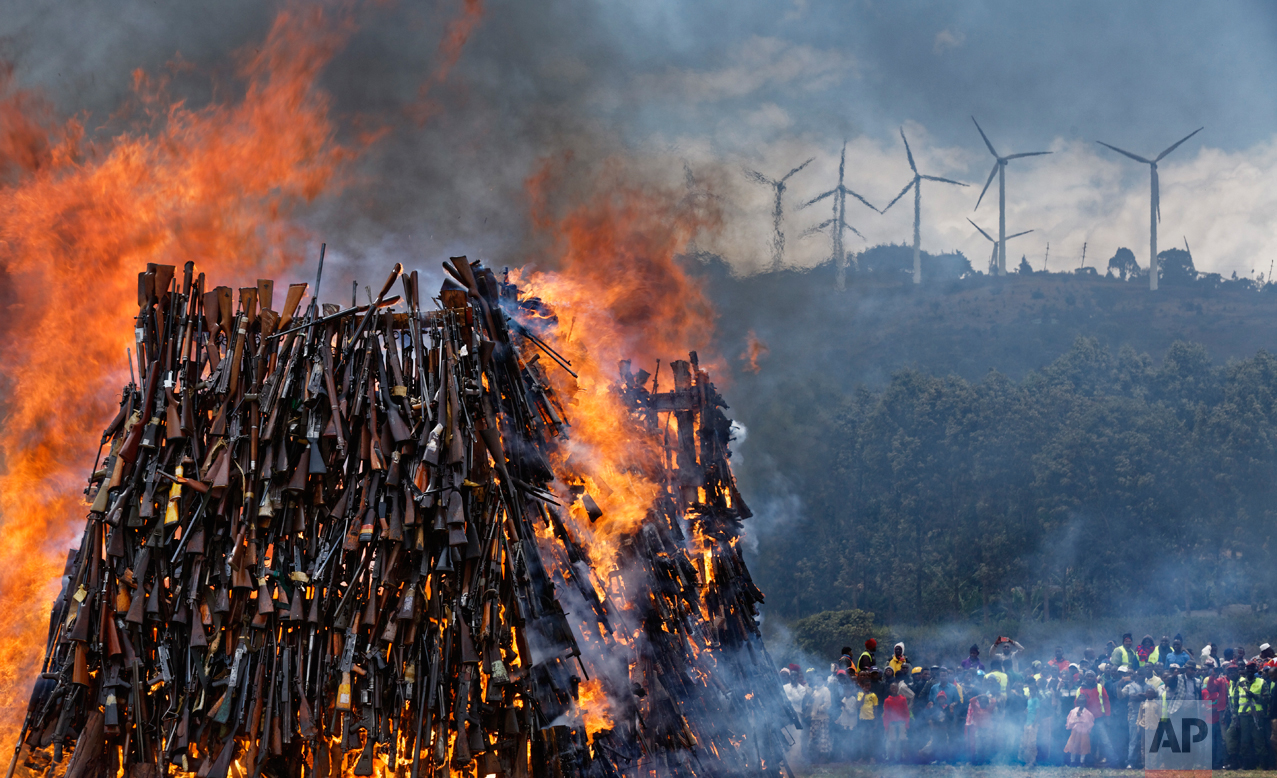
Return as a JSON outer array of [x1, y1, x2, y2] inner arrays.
[[11, 253, 797, 778]]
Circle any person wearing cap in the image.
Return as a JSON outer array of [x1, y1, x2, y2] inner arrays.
[[962, 644, 985, 672], [1256, 643, 1276, 668], [858, 639, 878, 673], [1229, 662, 1273, 769], [1111, 633, 1140, 669], [1099, 663, 1127, 762]]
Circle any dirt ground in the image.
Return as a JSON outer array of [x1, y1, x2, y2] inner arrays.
[[798, 766, 1277, 778]]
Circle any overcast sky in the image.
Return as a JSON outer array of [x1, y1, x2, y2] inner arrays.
[[3, 0, 1276, 278]]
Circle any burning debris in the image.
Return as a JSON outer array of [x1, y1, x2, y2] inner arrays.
[[9, 253, 797, 778]]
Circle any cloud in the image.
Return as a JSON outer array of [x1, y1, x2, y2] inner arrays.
[[933, 29, 965, 54], [632, 36, 855, 105]]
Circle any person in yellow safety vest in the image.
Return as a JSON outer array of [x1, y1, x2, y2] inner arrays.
[[985, 659, 1009, 696], [889, 642, 909, 673], [1147, 635, 1172, 666], [858, 638, 877, 672], [1228, 662, 1273, 770], [1110, 633, 1140, 669]]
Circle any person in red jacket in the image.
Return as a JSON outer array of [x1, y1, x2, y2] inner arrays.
[[1074, 670, 1114, 765], [883, 682, 910, 762], [1201, 664, 1229, 769]]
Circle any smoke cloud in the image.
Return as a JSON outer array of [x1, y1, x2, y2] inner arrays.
[[3, 1, 1274, 283]]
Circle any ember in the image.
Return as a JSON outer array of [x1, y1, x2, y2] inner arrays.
[[8, 253, 797, 778]]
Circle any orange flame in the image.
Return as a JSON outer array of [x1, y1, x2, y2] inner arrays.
[[741, 329, 768, 374], [511, 161, 721, 571], [0, 6, 356, 746], [576, 678, 612, 739], [411, 0, 486, 124]]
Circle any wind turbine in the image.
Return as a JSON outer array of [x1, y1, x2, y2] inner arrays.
[[798, 142, 877, 290], [968, 219, 1032, 275], [881, 128, 967, 285], [1095, 127, 1203, 291], [745, 157, 814, 272], [972, 117, 1051, 276]]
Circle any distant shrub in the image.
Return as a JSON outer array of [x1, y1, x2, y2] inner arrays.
[[792, 609, 888, 660]]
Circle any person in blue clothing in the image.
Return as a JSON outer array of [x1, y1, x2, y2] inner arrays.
[[1165, 634, 1192, 667]]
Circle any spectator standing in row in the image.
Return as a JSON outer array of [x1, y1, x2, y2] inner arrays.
[[1074, 670, 1113, 764], [1064, 699, 1095, 766], [883, 683, 910, 761], [962, 645, 984, 671], [1111, 633, 1140, 668]]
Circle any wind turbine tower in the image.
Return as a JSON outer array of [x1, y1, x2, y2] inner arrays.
[[972, 117, 1051, 276], [1095, 127, 1203, 291], [799, 142, 878, 290], [969, 219, 1032, 274], [745, 158, 814, 272], [882, 128, 967, 284]]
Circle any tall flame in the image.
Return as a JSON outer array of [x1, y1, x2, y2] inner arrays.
[[512, 163, 721, 568], [0, 6, 355, 745], [511, 165, 725, 737]]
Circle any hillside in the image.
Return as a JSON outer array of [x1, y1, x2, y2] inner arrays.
[[691, 253, 1277, 624]]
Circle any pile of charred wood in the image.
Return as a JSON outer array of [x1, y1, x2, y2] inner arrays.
[[9, 253, 798, 778]]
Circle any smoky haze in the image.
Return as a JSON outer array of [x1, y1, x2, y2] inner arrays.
[[5, 0, 1277, 281], [5, 0, 1277, 636]]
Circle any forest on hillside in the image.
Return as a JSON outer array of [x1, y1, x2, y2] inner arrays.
[[748, 337, 1277, 625]]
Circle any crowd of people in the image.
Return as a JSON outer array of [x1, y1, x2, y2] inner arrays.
[[780, 633, 1277, 770]]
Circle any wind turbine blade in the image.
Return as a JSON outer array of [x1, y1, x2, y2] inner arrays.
[[844, 188, 879, 213], [1095, 141, 1150, 165], [974, 162, 999, 209], [900, 128, 917, 174], [800, 189, 836, 209], [744, 169, 775, 186], [922, 175, 967, 186], [783, 157, 816, 182], [881, 179, 916, 213], [967, 218, 995, 243], [799, 220, 835, 239], [1006, 230, 1034, 240], [971, 116, 999, 157], [1005, 151, 1051, 160], [1155, 127, 1204, 162]]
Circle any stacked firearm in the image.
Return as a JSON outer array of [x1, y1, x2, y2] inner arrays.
[[9, 253, 797, 778]]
